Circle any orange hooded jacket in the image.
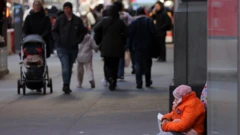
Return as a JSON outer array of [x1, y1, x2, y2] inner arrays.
[[162, 91, 205, 135]]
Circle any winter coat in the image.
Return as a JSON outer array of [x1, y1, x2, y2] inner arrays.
[[77, 34, 98, 63], [151, 7, 171, 36], [128, 15, 156, 52], [22, 10, 51, 57], [162, 91, 205, 135], [52, 14, 87, 50], [93, 17, 128, 58]]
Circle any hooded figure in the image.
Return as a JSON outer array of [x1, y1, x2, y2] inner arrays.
[[161, 85, 206, 135], [76, 33, 98, 89], [93, 5, 128, 91]]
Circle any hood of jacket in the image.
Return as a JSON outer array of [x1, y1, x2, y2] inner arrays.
[[81, 34, 91, 44]]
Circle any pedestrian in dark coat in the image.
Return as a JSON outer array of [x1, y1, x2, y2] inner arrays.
[[94, 5, 128, 91], [22, 0, 51, 58], [52, 2, 87, 94], [128, 7, 156, 89], [151, 1, 172, 62]]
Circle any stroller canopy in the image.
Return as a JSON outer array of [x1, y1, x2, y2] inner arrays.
[[22, 35, 46, 45]]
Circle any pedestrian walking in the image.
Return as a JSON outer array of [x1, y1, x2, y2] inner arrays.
[[76, 33, 98, 88], [52, 2, 87, 94], [94, 5, 128, 91], [113, 1, 134, 79], [128, 7, 156, 89]]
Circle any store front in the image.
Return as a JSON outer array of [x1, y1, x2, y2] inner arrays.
[[0, 0, 9, 77]]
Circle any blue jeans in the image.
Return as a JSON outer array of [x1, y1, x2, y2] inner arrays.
[[57, 48, 78, 86]]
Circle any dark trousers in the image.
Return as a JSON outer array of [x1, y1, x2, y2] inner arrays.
[[134, 51, 152, 85], [57, 48, 78, 86], [118, 57, 125, 77], [158, 35, 166, 61], [104, 57, 120, 84], [130, 51, 135, 72], [172, 132, 185, 135]]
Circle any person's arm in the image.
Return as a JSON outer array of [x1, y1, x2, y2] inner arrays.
[[22, 15, 30, 37], [150, 11, 157, 19], [122, 21, 129, 47], [127, 22, 134, 51], [162, 105, 198, 132], [161, 111, 174, 122], [159, 13, 171, 31], [77, 17, 87, 44], [52, 17, 60, 43], [127, 13, 133, 25], [93, 19, 103, 32], [149, 18, 156, 34], [93, 19, 103, 45], [90, 38, 99, 51], [41, 16, 51, 37]]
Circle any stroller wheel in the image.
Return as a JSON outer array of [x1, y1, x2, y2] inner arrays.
[[48, 79, 53, 93], [17, 80, 21, 94], [43, 82, 46, 95], [22, 83, 26, 95]]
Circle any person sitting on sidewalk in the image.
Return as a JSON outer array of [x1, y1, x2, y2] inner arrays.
[[76, 32, 98, 88], [161, 85, 206, 135]]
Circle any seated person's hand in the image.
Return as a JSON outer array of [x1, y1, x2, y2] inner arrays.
[[172, 119, 181, 122], [161, 119, 169, 125]]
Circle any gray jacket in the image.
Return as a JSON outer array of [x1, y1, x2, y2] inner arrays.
[[77, 34, 98, 63]]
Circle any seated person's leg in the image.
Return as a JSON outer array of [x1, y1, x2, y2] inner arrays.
[[171, 132, 185, 135]]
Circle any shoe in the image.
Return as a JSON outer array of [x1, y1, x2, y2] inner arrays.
[[136, 85, 142, 89], [146, 81, 153, 87], [89, 81, 95, 88], [102, 78, 108, 86], [108, 79, 116, 91], [118, 76, 124, 80], [76, 84, 82, 88], [62, 85, 72, 94]]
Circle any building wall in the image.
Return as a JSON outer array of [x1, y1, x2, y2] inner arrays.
[[207, 0, 239, 134]]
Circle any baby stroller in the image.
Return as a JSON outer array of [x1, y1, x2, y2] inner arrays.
[[17, 35, 53, 95]]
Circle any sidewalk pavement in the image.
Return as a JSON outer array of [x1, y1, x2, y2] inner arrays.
[[0, 45, 173, 135]]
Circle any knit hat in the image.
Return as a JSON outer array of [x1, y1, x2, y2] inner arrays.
[[173, 85, 192, 103], [63, 2, 73, 9]]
